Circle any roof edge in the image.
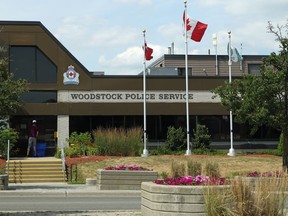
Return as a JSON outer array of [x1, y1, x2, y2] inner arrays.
[[0, 20, 92, 77]]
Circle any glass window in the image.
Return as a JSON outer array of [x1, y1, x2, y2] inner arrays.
[[10, 46, 36, 82], [20, 91, 57, 103], [10, 46, 57, 83], [248, 64, 261, 75], [36, 49, 57, 83], [178, 68, 192, 76]]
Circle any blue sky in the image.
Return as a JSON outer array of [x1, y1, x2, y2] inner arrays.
[[0, 0, 287, 75]]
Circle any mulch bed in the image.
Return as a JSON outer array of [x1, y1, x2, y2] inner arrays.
[[0, 158, 5, 169]]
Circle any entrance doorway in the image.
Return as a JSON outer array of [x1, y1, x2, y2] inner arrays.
[[10, 116, 57, 157]]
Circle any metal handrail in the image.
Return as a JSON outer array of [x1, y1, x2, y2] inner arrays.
[[60, 140, 67, 181], [6, 140, 10, 176]]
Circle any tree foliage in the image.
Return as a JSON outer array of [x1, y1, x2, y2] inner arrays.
[[192, 124, 211, 149], [166, 126, 186, 151], [213, 21, 288, 169], [0, 45, 27, 119], [0, 128, 18, 158], [213, 21, 288, 132]]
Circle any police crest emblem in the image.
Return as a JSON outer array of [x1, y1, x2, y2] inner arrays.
[[63, 65, 79, 85]]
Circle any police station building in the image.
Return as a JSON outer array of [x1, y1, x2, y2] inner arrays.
[[0, 21, 279, 156]]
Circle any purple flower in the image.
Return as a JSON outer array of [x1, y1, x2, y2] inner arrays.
[[104, 165, 152, 171], [154, 175, 226, 186]]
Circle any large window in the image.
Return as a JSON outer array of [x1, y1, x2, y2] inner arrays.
[[10, 46, 57, 83], [178, 67, 192, 76], [20, 91, 57, 103], [248, 64, 261, 75]]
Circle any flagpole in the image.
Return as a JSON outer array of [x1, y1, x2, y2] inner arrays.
[[227, 31, 236, 157], [240, 43, 243, 71], [212, 33, 218, 75], [142, 29, 148, 157], [184, 0, 191, 155]]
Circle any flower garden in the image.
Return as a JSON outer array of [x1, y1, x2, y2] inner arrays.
[[154, 175, 226, 186], [104, 165, 152, 171]]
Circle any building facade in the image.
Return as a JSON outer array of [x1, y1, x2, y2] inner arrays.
[[0, 21, 279, 156]]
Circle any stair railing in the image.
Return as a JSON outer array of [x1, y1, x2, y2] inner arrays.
[[6, 140, 10, 176], [60, 140, 67, 181]]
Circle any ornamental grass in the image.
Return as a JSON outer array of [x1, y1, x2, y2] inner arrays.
[[93, 127, 142, 156], [204, 175, 288, 216]]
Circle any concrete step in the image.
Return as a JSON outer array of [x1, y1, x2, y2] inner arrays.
[[9, 177, 65, 183], [7, 158, 65, 183]]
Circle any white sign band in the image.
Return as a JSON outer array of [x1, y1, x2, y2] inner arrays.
[[58, 90, 220, 103]]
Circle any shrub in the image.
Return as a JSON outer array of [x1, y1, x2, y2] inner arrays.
[[159, 171, 169, 179], [192, 124, 211, 149], [64, 132, 97, 157], [166, 126, 186, 151], [187, 160, 202, 176], [0, 128, 18, 158], [149, 146, 173, 155], [277, 132, 284, 155], [67, 131, 92, 145]]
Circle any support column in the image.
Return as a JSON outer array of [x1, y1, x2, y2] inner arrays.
[[57, 115, 69, 148]]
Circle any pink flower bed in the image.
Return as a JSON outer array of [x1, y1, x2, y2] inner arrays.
[[104, 165, 152, 171], [154, 175, 226, 186], [246, 171, 283, 177]]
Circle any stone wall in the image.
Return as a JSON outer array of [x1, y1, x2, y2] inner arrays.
[[0, 175, 8, 190], [96, 169, 158, 190], [141, 182, 223, 216]]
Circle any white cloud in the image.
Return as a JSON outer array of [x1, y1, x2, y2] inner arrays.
[[158, 23, 182, 39], [200, 0, 288, 16], [88, 27, 139, 47], [98, 44, 168, 75]]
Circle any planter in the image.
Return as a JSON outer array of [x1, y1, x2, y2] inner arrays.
[[0, 174, 8, 190], [96, 169, 158, 190], [141, 182, 228, 216], [86, 178, 97, 185]]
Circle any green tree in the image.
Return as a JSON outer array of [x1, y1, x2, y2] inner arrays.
[[213, 21, 288, 170], [0, 128, 18, 158], [192, 124, 211, 149], [166, 126, 186, 151], [0, 44, 26, 156], [0, 45, 27, 120]]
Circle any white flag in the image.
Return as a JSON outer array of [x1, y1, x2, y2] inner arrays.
[[227, 43, 241, 62]]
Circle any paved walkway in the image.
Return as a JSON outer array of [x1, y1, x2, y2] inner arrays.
[[2, 182, 141, 196], [0, 183, 142, 216]]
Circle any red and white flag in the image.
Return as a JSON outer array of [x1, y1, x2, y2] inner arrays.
[[183, 11, 208, 42], [143, 42, 153, 61]]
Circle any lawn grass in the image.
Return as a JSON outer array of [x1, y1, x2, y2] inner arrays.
[[76, 154, 282, 181]]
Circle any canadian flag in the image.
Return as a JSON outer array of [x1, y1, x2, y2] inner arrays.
[[144, 42, 153, 61], [183, 11, 208, 42]]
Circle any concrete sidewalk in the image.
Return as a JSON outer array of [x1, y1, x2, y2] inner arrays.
[[1, 182, 141, 196], [0, 183, 142, 216]]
